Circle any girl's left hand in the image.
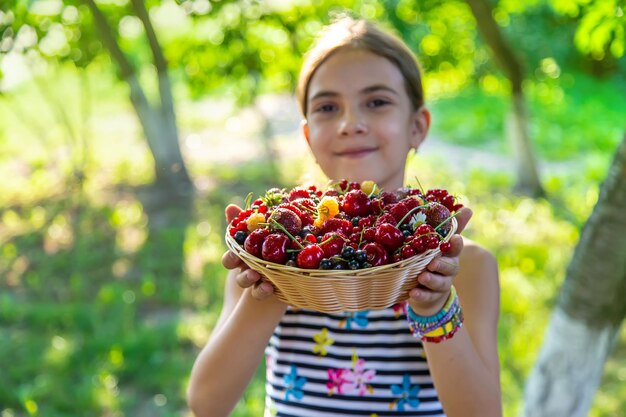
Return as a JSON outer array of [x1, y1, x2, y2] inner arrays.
[[407, 208, 472, 316]]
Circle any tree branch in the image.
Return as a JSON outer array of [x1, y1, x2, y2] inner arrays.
[[464, 0, 524, 92], [82, 0, 135, 80]]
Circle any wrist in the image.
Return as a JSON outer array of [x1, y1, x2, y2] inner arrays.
[[405, 286, 463, 343], [407, 289, 451, 317]]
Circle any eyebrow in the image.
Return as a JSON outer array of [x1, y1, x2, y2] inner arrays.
[[308, 84, 400, 102]]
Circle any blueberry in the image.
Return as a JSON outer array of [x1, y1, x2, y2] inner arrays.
[[286, 260, 297, 267], [361, 261, 372, 269], [348, 260, 360, 270], [351, 216, 361, 227], [355, 250, 368, 263], [234, 230, 247, 245], [341, 246, 356, 259], [320, 258, 333, 270]]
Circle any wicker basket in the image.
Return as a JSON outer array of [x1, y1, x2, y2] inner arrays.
[[225, 218, 457, 313]]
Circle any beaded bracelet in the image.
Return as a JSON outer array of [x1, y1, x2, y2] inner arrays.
[[405, 286, 464, 343]]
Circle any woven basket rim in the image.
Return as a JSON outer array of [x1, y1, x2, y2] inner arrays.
[[225, 217, 458, 278]]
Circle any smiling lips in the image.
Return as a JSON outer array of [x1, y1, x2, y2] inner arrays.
[[334, 147, 378, 158]]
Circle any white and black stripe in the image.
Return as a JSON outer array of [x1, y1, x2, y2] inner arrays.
[[264, 306, 446, 417]]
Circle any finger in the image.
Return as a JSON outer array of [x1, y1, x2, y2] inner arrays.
[[222, 250, 244, 270], [426, 256, 460, 277], [251, 279, 275, 300], [418, 270, 454, 292], [408, 286, 448, 306], [442, 235, 463, 258], [454, 207, 473, 234], [235, 268, 262, 289], [225, 204, 243, 223]]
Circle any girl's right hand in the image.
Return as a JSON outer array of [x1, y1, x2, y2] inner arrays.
[[221, 204, 277, 300]]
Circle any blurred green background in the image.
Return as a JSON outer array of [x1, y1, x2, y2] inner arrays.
[[1, 1, 625, 416]]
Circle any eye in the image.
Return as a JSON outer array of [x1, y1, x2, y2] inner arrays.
[[314, 103, 338, 113], [367, 98, 391, 108]]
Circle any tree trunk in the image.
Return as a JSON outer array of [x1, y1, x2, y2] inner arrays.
[[506, 92, 544, 197], [522, 133, 626, 416], [464, 0, 544, 196], [84, 0, 191, 191]]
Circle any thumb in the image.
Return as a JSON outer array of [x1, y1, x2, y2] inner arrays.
[[454, 207, 472, 234], [225, 204, 243, 223]]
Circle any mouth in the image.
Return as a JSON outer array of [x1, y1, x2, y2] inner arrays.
[[334, 147, 378, 158]]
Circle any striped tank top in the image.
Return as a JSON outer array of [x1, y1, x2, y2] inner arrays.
[[264, 304, 446, 416]]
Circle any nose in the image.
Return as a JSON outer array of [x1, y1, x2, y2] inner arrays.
[[339, 108, 367, 136]]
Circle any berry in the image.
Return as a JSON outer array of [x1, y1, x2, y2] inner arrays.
[[322, 218, 353, 236], [319, 258, 333, 270], [354, 250, 368, 263], [244, 228, 270, 257], [341, 245, 356, 260], [319, 232, 346, 257], [269, 207, 302, 236], [234, 230, 247, 245], [374, 223, 404, 251], [422, 202, 453, 235], [288, 187, 311, 201], [341, 189, 372, 217], [380, 191, 399, 205], [296, 244, 325, 269], [440, 241, 452, 253], [261, 233, 289, 263], [362, 242, 389, 266], [388, 203, 409, 224]]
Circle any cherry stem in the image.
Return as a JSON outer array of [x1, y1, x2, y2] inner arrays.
[[396, 205, 429, 228], [318, 233, 348, 246], [367, 184, 379, 198], [264, 219, 305, 249], [244, 192, 254, 210], [434, 211, 461, 232]]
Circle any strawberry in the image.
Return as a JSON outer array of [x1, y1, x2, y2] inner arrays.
[[321, 218, 353, 236], [269, 207, 302, 236], [422, 202, 452, 235], [288, 187, 311, 201], [380, 191, 399, 205]]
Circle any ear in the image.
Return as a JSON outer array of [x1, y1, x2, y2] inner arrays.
[[301, 120, 311, 145], [409, 106, 431, 150]]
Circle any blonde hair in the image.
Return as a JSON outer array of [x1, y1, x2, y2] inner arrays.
[[297, 16, 424, 117]]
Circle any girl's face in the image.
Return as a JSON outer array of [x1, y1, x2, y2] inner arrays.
[[303, 48, 430, 191]]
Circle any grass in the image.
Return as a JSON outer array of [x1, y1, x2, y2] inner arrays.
[[1, 65, 625, 417]]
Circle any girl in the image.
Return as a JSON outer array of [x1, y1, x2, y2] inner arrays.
[[187, 16, 501, 417]]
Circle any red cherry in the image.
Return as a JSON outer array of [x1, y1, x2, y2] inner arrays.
[[362, 242, 389, 266], [319, 232, 346, 257], [296, 244, 325, 269], [341, 189, 372, 217], [374, 223, 404, 251], [244, 228, 270, 257], [261, 233, 289, 264]]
